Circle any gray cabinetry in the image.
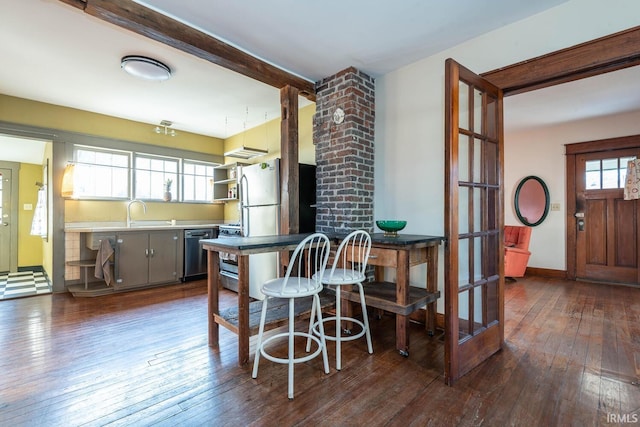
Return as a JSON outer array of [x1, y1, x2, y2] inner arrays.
[[115, 230, 180, 289]]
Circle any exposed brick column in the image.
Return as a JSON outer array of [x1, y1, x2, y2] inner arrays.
[[313, 67, 375, 234]]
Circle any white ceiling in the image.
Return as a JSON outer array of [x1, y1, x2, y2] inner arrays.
[[1, 0, 639, 164]]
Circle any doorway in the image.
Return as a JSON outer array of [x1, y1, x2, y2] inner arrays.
[[566, 135, 640, 285], [0, 138, 52, 300]]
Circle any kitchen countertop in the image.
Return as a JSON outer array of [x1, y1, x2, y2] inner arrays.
[[64, 221, 228, 233]]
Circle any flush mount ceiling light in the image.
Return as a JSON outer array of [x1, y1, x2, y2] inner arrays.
[[121, 55, 171, 81], [155, 120, 176, 136]]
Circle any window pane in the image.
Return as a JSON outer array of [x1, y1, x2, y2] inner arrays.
[[137, 157, 150, 169], [183, 160, 218, 202], [134, 154, 179, 200], [74, 147, 130, 199], [585, 160, 601, 190], [458, 81, 469, 131], [602, 169, 618, 189], [602, 158, 618, 188], [473, 88, 482, 134]]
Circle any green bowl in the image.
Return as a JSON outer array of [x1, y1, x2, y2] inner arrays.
[[376, 220, 407, 237]]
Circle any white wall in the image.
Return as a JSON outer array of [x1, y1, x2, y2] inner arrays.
[[375, 0, 640, 306], [504, 110, 640, 271]]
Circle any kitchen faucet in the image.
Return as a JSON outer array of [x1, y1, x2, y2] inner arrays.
[[126, 199, 147, 227]]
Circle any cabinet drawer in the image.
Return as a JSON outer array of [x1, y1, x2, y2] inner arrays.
[[366, 247, 397, 267]]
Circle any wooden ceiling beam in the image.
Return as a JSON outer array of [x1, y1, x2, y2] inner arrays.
[[62, 0, 316, 101], [482, 26, 640, 96]]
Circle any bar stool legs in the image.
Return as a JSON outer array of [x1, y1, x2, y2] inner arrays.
[[309, 282, 373, 370]]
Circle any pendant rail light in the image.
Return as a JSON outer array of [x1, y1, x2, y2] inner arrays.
[[121, 55, 171, 81], [154, 120, 176, 136]]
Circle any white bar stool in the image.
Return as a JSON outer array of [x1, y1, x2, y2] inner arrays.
[[252, 233, 331, 400], [309, 230, 373, 370]]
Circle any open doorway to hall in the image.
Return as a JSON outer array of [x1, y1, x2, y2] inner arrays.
[[0, 136, 52, 300]]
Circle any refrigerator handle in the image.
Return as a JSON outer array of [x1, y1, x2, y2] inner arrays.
[[240, 174, 249, 236]]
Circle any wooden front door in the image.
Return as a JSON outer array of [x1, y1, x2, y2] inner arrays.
[[567, 138, 640, 285], [444, 59, 504, 385]]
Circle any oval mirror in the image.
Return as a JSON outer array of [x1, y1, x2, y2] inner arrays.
[[514, 176, 549, 227]]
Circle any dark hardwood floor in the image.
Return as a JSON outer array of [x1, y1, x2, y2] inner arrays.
[[0, 277, 638, 426]]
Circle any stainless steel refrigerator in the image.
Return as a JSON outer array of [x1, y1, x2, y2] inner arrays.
[[239, 159, 316, 300], [240, 159, 281, 300]]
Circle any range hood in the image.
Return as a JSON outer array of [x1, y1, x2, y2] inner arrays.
[[223, 146, 268, 159]]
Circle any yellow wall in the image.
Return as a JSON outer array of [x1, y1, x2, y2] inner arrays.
[[224, 104, 316, 164], [0, 94, 224, 154], [17, 163, 43, 266], [222, 103, 316, 220], [64, 200, 221, 223]]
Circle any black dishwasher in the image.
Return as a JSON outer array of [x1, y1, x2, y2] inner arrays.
[[183, 228, 216, 281]]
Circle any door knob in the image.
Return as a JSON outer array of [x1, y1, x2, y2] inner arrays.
[[2, 222, 8, 226]]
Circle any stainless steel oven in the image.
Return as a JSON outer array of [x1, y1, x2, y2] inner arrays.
[[218, 224, 241, 291]]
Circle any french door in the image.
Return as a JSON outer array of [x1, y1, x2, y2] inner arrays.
[[444, 59, 504, 384]]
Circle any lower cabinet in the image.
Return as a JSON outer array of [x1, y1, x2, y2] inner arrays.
[[114, 230, 180, 290]]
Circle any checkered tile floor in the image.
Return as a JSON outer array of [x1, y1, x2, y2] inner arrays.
[[0, 271, 51, 300]]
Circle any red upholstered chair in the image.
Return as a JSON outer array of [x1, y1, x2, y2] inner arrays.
[[504, 225, 532, 278]]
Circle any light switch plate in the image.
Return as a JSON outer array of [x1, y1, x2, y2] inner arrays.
[[24, 203, 33, 210], [550, 203, 560, 211]]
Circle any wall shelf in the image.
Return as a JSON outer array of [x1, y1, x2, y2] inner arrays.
[[212, 162, 248, 202]]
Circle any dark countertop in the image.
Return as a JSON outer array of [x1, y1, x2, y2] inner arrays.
[[201, 232, 444, 253], [367, 233, 444, 247]]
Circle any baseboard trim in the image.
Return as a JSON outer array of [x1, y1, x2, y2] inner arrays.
[[18, 265, 45, 273], [525, 267, 568, 280]]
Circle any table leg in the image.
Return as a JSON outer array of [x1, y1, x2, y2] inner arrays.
[[426, 245, 438, 336], [396, 250, 410, 356], [237, 255, 250, 366], [208, 250, 220, 349], [373, 265, 385, 319]]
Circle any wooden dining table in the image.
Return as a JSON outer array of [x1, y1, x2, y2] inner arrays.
[[202, 232, 443, 366]]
